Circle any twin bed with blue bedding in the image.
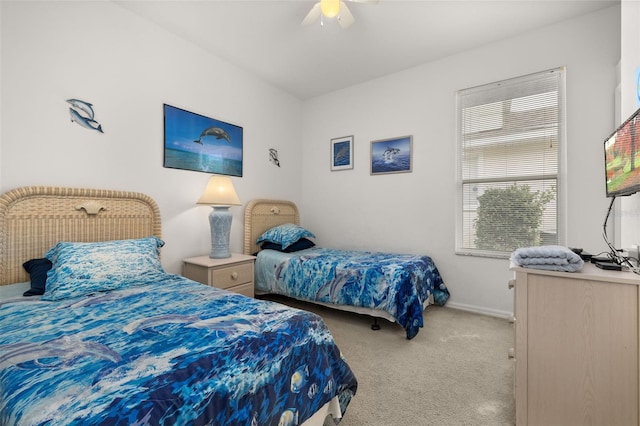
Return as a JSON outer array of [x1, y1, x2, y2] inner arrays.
[[244, 199, 450, 340], [0, 187, 357, 426], [1, 277, 356, 425]]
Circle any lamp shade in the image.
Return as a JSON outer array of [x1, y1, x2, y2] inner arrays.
[[197, 175, 241, 206]]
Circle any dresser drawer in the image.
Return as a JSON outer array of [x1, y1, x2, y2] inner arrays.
[[210, 262, 253, 290]]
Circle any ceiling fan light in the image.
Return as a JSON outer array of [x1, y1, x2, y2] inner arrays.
[[320, 0, 340, 18]]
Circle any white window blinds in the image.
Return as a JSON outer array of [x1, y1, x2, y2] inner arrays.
[[456, 68, 564, 257]]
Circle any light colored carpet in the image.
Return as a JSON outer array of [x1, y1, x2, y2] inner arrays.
[[262, 295, 516, 426]]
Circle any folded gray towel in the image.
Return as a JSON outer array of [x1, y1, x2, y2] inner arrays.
[[510, 245, 584, 272]]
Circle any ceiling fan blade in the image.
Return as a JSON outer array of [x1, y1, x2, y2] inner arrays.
[[338, 2, 355, 28], [301, 3, 321, 26]]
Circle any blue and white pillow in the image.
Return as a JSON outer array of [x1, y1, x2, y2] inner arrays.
[[257, 223, 316, 250], [42, 236, 166, 301]]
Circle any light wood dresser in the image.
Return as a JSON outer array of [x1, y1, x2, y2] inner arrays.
[[183, 253, 256, 297], [510, 262, 639, 426]]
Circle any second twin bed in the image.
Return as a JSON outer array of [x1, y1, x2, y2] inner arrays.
[[244, 199, 450, 340]]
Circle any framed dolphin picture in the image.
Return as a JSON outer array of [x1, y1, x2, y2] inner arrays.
[[330, 135, 354, 171], [163, 104, 243, 177], [370, 135, 413, 175]]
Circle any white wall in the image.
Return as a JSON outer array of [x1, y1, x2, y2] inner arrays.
[[620, 1, 640, 250], [0, 2, 3, 191], [0, 1, 303, 274], [0, 2, 623, 317], [301, 6, 620, 317]]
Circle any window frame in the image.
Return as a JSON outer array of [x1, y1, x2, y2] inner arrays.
[[455, 68, 567, 258]]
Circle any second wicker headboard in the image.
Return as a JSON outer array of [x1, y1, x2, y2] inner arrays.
[[243, 199, 300, 255]]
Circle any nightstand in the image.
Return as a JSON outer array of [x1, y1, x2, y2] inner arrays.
[[182, 253, 256, 297]]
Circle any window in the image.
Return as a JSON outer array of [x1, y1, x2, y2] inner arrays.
[[456, 68, 565, 257]]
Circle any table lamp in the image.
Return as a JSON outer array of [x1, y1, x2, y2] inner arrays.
[[197, 175, 241, 258]]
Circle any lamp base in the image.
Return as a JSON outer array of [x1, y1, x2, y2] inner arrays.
[[208, 206, 232, 259]]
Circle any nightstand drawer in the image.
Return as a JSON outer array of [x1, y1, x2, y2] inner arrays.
[[210, 262, 253, 290], [182, 253, 256, 298], [229, 282, 254, 298]]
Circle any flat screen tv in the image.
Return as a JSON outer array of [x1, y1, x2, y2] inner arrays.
[[604, 107, 640, 197]]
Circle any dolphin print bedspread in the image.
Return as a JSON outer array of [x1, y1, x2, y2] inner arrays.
[[0, 274, 357, 426], [255, 248, 450, 339]]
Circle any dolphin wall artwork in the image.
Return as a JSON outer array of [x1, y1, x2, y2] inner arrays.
[[330, 135, 354, 171], [67, 98, 103, 133], [163, 104, 243, 177], [370, 135, 413, 175], [269, 148, 281, 167]]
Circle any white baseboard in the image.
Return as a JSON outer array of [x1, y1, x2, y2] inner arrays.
[[444, 301, 513, 319]]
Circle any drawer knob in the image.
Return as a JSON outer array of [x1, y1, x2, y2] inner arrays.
[[508, 348, 515, 360], [508, 279, 515, 289], [230, 272, 238, 280], [509, 315, 516, 324]]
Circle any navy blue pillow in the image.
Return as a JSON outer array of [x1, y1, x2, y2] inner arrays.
[[261, 238, 315, 253], [22, 258, 52, 296]]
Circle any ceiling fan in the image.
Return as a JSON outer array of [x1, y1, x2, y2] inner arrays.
[[302, 0, 379, 29]]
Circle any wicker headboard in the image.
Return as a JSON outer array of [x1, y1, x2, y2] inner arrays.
[[0, 186, 162, 286], [243, 199, 300, 255]]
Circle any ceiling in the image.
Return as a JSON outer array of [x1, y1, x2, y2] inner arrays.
[[115, 0, 619, 100]]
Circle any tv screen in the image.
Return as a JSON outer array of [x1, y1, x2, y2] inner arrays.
[[604, 107, 640, 197]]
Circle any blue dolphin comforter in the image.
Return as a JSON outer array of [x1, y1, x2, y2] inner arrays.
[[0, 274, 357, 426], [255, 248, 450, 339]]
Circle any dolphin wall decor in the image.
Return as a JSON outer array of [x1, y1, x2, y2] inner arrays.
[[67, 98, 103, 133], [269, 148, 280, 167]]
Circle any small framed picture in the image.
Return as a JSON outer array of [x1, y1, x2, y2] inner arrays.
[[330, 135, 354, 171], [370, 135, 413, 175]]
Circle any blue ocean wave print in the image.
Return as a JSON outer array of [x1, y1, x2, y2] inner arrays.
[[0, 275, 357, 425], [257, 248, 449, 339], [371, 151, 411, 173], [165, 148, 242, 177]]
